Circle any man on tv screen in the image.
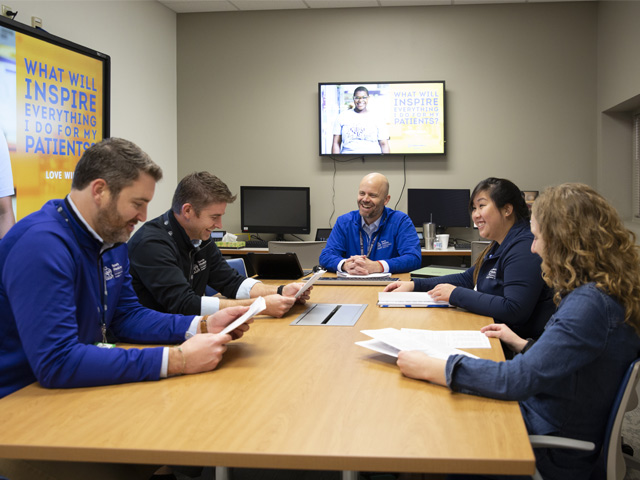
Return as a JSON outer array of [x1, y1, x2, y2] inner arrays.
[[332, 86, 390, 155], [319, 172, 421, 274], [128, 172, 310, 318]]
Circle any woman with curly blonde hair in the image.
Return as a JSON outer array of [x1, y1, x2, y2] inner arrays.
[[396, 183, 640, 480], [533, 183, 640, 333]]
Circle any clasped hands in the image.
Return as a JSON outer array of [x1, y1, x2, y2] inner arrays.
[[342, 255, 383, 275]]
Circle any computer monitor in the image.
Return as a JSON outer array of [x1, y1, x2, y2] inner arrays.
[[315, 228, 332, 241], [407, 188, 471, 230], [241, 186, 311, 238]]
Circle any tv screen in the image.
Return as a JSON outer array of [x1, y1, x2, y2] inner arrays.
[[240, 186, 311, 237], [0, 16, 110, 221], [319, 81, 445, 156], [407, 188, 471, 229]]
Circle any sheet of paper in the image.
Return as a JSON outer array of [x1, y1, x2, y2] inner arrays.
[[401, 329, 491, 349], [355, 339, 400, 357], [377, 291, 450, 307], [220, 296, 266, 334], [359, 328, 478, 360], [337, 271, 391, 278], [295, 269, 326, 299]]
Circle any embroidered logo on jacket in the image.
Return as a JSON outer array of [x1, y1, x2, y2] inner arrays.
[[486, 267, 497, 280], [104, 263, 123, 281], [378, 240, 392, 250], [193, 259, 207, 274]]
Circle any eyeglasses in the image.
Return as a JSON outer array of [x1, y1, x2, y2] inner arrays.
[[353, 96, 369, 101]]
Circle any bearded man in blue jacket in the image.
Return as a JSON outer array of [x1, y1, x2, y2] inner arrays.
[[0, 138, 252, 402], [319, 172, 421, 274]]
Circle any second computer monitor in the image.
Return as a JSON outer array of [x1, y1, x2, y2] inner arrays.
[[407, 188, 471, 229], [240, 186, 311, 237]]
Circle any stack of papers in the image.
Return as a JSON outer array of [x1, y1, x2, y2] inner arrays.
[[377, 291, 451, 308], [338, 271, 391, 279], [356, 327, 489, 360]]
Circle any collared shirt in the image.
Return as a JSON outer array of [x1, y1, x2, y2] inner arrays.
[[67, 195, 200, 378], [336, 215, 389, 273]]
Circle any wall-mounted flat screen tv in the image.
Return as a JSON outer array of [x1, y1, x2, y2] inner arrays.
[[319, 81, 445, 156], [0, 16, 110, 221]]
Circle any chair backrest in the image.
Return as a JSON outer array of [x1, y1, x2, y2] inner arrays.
[[471, 240, 491, 264], [603, 357, 640, 480], [315, 228, 332, 242], [205, 257, 247, 296], [226, 257, 247, 277], [268, 241, 326, 269]]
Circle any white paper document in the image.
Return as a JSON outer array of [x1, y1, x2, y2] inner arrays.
[[377, 291, 451, 307], [357, 327, 480, 360], [338, 271, 391, 279], [401, 328, 491, 349], [295, 269, 326, 299], [220, 296, 266, 334]]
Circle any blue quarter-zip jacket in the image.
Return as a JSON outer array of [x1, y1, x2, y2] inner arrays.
[[414, 220, 554, 339], [0, 199, 194, 399], [319, 207, 421, 273]]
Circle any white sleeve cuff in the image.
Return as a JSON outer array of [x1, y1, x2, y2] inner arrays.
[[238, 278, 261, 299], [160, 347, 169, 378], [201, 295, 221, 315], [379, 260, 389, 273]]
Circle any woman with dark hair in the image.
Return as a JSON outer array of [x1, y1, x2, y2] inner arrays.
[[385, 177, 554, 339], [396, 183, 640, 479]]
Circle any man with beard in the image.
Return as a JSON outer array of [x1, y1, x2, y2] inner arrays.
[[0, 138, 253, 402], [319, 172, 421, 274]]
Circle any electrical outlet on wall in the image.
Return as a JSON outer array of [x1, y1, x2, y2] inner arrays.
[[1, 5, 14, 18], [31, 16, 42, 28]]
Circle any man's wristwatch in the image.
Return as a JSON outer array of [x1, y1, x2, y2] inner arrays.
[[200, 316, 208, 334], [277, 285, 285, 295]]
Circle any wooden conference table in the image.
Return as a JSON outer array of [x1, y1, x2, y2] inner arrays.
[[0, 275, 534, 477]]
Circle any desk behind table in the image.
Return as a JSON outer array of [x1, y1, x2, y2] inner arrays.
[[220, 247, 472, 274], [0, 275, 534, 476]]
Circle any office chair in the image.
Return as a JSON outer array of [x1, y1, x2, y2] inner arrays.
[[529, 357, 640, 480], [205, 258, 247, 296], [315, 228, 332, 241], [268, 240, 327, 269]]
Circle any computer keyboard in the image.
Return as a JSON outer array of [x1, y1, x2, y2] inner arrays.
[[454, 242, 471, 250], [244, 240, 269, 248], [315, 277, 400, 286]]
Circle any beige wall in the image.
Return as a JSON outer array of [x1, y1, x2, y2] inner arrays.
[[9, 0, 178, 221], [177, 2, 598, 238], [596, 1, 640, 234]]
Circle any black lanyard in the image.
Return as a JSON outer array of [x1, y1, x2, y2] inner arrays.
[[359, 228, 380, 258]]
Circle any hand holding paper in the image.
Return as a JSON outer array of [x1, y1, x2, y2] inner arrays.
[[220, 296, 266, 335], [295, 269, 326, 299]]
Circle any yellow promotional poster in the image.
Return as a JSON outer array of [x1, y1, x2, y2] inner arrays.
[[12, 32, 103, 219], [388, 82, 444, 154]]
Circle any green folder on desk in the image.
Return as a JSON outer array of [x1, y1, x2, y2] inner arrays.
[[410, 265, 466, 278]]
